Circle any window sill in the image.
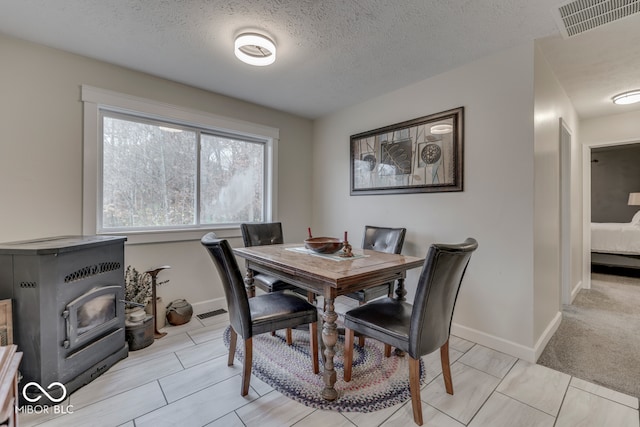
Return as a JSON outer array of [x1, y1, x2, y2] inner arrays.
[[99, 227, 242, 245]]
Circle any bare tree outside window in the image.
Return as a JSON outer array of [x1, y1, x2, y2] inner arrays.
[[101, 114, 265, 230], [200, 134, 264, 224]]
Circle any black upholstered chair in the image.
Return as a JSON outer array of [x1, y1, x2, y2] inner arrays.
[[343, 238, 478, 426], [240, 222, 296, 294], [240, 222, 315, 343], [201, 233, 319, 396], [345, 225, 406, 305]]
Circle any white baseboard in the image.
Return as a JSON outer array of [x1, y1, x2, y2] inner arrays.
[[570, 280, 583, 304], [533, 311, 562, 361], [191, 297, 227, 315], [450, 323, 535, 362], [450, 311, 562, 363]]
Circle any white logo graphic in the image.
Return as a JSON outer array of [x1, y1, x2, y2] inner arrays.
[[22, 382, 67, 403]]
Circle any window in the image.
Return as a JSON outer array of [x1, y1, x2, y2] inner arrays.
[[83, 86, 278, 243], [101, 112, 266, 230]]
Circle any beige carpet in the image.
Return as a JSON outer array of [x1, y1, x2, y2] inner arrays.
[[537, 272, 640, 399]]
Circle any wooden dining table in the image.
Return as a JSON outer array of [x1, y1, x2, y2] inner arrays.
[[233, 243, 424, 401]]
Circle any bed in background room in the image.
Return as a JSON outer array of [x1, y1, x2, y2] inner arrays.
[[591, 211, 640, 269]]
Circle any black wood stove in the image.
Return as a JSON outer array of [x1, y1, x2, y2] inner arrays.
[[0, 235, 128, 405]]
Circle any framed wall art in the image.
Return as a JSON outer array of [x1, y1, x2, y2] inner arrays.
[[350, 107, 464, 195]]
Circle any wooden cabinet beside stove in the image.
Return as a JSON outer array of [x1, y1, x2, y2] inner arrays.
[[0, 345, 22, 427]]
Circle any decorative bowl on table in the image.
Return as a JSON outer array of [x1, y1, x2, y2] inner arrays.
[[304, 237, 343, 254]]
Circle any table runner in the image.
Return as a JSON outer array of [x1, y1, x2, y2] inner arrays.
[[285, 246, 368, 261]]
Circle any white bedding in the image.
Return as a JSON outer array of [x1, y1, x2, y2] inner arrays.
[[591, 222, 640, 255]]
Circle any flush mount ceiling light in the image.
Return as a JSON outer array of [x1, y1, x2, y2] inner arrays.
[[234, 33, 276, 66], [612, 90, 640, 105], [430, 124, 453, 134]]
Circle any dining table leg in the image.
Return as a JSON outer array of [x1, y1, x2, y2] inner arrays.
[[394, 277, 407, 357], [243, 267, 256, 298], [321, 296, 338, 401], [394, 277, 407, 302]]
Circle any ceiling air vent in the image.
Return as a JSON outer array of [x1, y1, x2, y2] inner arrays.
[[552, 0, 640, 38]]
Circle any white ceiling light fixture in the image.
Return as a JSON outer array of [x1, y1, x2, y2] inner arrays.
[[234, 33, 276, 66], [430, 124, 453, 134], [612, 90, 640, 105]]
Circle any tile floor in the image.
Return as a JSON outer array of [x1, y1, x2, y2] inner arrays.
[[19, 297, 640, 427]]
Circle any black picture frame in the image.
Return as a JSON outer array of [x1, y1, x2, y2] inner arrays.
[[350, 107, 464, 195]]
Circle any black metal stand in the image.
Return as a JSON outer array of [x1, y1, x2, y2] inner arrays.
[[145, 266, 171, 339]]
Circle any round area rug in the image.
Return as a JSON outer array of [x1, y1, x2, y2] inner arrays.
[[223, 326, 426, 412]]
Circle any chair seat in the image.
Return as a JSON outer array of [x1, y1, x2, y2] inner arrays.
[[343, 297, 412, 352], [253, 273, 297, 293], [249, 291, 318, 336], [253, 273, 311, 300], [345, 283, 392, 303]]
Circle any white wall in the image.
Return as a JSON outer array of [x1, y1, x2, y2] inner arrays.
[[0, 34, 314, 312], [581, 110, 640, 145], [313, 43, 540, 359], [532, 45, 581, 357]]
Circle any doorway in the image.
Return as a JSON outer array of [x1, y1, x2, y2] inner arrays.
[[582, 140, 640, 282]]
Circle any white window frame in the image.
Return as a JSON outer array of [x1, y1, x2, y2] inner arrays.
[[82, 85, 279, 244]]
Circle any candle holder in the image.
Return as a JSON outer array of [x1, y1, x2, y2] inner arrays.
[[340, 240, 353, 257], [340, 230, 353, 257]]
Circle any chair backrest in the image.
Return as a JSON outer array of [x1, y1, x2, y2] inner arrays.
[[362, 225, 406, 254], [240, 222, 284, 247], [201, 233, 252, 338], [408, 238, 478, 359]]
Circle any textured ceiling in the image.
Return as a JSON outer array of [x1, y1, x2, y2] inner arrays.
[[0, 0, 638, 119], [537, 11, 640, 119]]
